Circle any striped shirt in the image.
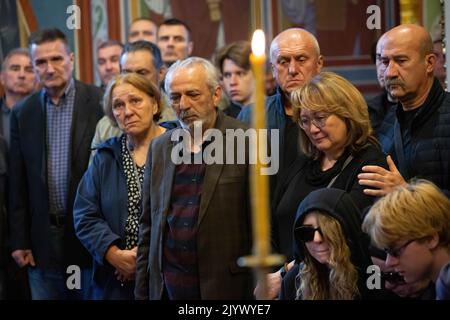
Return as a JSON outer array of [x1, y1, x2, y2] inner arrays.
[[45, 79, 75, 215], [163, 158, 206, 300]]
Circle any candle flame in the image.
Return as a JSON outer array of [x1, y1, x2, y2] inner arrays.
[[251, 29, 265, 57]]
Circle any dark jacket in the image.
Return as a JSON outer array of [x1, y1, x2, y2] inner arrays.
[[280, 188, 373, 300], [73, 136, 128, 298], [74, 122, 175, 300], [238, 87, 289, 165], [0, 135, 7, 267], [366, 90, 397, 152], [9, 80, 103, 268], [378, 78, 450, 193], [135, 111, 253, 300], [223, 100, 243, 118], [238, 87, 301, 199]]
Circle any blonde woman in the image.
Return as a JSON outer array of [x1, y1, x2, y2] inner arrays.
[[272, 71, 388, 261], [363, 179, 450, 300], [280, 188, 374, 300]]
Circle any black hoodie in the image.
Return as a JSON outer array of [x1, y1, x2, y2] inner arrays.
[[280, 188, 374, 300]]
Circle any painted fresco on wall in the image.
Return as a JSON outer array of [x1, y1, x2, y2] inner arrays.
[[281, 0, 387, 64], [0, 0, 20, 62], [279, 0, 395, 95], [91, 0, 109, 86], [142, 0, 251, 60]]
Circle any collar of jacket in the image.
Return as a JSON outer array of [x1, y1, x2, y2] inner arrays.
[[396, 77, 445, 129]]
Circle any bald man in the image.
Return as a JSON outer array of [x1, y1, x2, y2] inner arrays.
[[238, 28, 323, 188], [358, 24, 450, 196]]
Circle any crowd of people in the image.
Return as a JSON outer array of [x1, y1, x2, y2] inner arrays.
[[0, 17, 449, 301]]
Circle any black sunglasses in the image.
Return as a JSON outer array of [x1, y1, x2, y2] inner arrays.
[[295, 225, 323, 242], [381, 271, 406, 285]]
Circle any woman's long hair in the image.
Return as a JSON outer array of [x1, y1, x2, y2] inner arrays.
[[296, 213, 360, 300]]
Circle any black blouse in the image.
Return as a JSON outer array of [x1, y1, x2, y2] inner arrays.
[[271, 143, 387, 261]]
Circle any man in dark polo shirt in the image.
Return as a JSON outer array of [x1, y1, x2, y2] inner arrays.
[[135, 57, 252, 300]]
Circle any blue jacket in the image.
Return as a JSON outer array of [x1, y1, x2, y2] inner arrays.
[[73, 136, 129, 297], [238, 87, 300, 196], [437, 263, 450, 300], [74, 121, 178, 299], [238, 86, 287, 140]]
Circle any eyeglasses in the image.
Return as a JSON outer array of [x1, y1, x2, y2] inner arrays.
[[295, 225, 323, 242], [298, 113, 331, 130], [384, 239, 417, 258], [381, 271, 406, 285]]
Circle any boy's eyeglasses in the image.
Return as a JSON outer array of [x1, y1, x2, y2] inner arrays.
[[384, 238, 419, 258]]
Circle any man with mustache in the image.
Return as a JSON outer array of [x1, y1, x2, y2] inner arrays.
[[135, 57, 253, 300], [358, 24, 450, 196]]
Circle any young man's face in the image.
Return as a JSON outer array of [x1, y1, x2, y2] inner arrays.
[[97, 45, 122, 86], [157, 25, 193, 66], [221, 59, 254, 106], [128, 20, 157, 44]]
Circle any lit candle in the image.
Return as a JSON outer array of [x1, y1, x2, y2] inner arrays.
[[238, 29, 284, 300], [250, 28, 269, 257], [250, 29, 271, 298]]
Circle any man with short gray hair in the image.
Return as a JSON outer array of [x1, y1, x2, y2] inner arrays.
[[135, 57, 253, 300], [0, 48, 37, 147]]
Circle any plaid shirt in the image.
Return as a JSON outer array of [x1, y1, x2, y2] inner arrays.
[[163, 158, 206, 300], [45, 79, 75, 215]]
